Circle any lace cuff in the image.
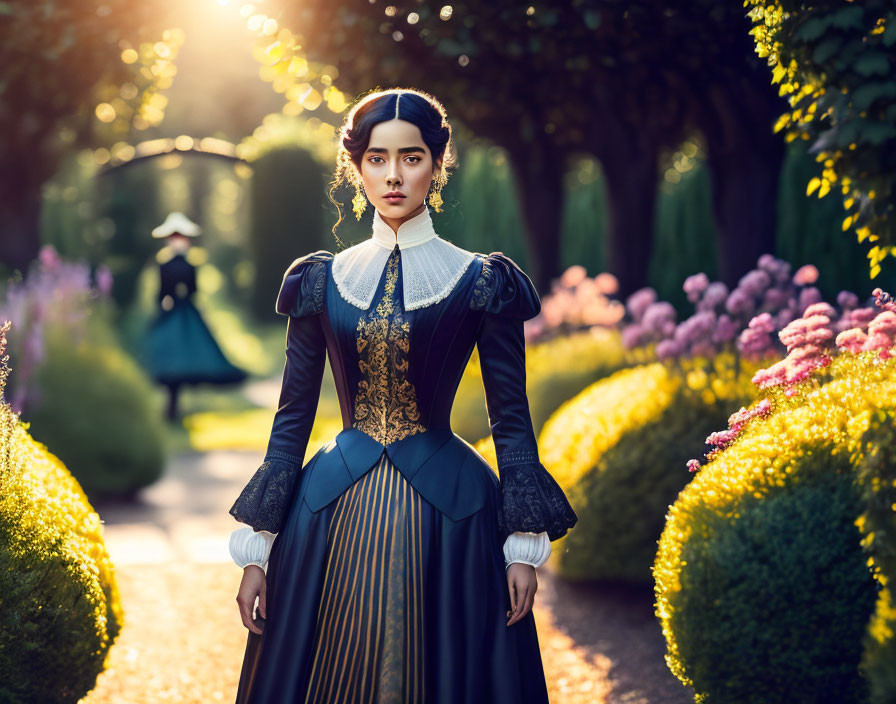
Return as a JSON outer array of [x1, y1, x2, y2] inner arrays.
[[498, 456, 578, 541], [503, 531, 551, 569], [228, 450, 303, 534], [229, 526, 277, 573]]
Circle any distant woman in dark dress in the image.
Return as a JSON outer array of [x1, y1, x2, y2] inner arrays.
[[143, 211, 247, 421]]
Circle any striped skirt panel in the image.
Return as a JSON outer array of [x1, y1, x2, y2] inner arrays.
[[303, 452, 428, 703]]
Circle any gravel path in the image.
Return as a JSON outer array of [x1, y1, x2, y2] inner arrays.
[[80, 443, 693, 703]]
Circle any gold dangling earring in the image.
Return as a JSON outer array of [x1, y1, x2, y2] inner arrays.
[[428, 185, 444, 213], [352, 186, 368, 220]]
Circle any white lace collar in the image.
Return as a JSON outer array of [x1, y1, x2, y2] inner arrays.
[[332, 205, 476, 311]]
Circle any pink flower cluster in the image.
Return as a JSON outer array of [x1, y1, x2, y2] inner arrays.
[[688, 398, 773, 472], [833, 288, 896, 360], [751, 302, 835, 394], [0, 245, 112, 413], [750, 286, 896, 394], [622, 253, 869, 364], [529, 264, 625, 342]]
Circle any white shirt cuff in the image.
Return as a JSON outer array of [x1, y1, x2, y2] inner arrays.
[[503, 530, 551, 569], [229, 526, 277, 573]]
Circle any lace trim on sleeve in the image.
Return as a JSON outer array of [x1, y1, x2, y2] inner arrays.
[[498, 460, 578, 541], [228, 453, 303, 534]]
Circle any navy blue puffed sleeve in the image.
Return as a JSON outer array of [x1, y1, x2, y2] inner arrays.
[[228, 251, 333, 533], [471, 253, 578, 542]]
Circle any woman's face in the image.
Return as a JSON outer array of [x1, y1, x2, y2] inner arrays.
[[358, 118, 441, 226], [168, 234, 191, 252]]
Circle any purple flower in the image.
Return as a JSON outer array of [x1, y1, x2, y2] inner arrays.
[[797, 287, 823, 313], [95, 265, 114, 296], [837, 290, 859, 310], [748, 312, 776, 334], [656, 339, 682, 360], [690, 340, 717, 358], [761, 286, 789, 310], [642, 301, 677, 334], [674, 311, 716, 349], [738, 270, 771, 298], [757, 254, 792, 285], [697, 282, 729, 312], [725, 288, 755, 316], [622, 324, 645, 350], [757, 253, 777, 271], [38, 245, 61, 272], [626, 287, 657, 324], [738, 326, 774, 361], [774, 307, 797, 330], [712, 314, 738, 344], [683, 273, 710, 303]]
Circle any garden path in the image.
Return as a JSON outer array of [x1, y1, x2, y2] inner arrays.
[[81, 380, 692, 704]]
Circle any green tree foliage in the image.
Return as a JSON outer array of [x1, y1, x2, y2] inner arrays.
[[260, 1, 785, 294], [248, 146, 326, 320], [745, 0, 896, 278], [0, 0, 180, 273]]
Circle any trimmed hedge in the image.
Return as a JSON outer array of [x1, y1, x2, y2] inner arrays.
[[533, 354, 757, 582], [654, 352, 890, 702], [0, 400, 123, 703], [457, 328, 626, 442], [856, 410, 896, 704], [26, 326, 166, 499]]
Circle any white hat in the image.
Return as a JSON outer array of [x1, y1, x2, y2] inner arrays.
[[152, 211, 201, 238]]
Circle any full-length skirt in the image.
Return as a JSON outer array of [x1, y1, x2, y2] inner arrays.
[[143, 300, 247, 386], [235, 450, 550, 703]]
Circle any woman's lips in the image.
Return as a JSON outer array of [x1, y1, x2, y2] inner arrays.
[[383, 195, 406, 203]]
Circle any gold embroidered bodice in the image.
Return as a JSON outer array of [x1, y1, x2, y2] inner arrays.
[[351, 247, 428, 444]]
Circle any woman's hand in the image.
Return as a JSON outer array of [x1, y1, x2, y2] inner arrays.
[[236, 564, 267, 634], [505, 563, 538, 626]]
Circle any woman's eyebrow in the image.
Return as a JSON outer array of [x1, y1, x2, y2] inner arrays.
[[365, 146, 426, 155]]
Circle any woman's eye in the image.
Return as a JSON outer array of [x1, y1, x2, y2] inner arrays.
[[406, 156, 420, 163]]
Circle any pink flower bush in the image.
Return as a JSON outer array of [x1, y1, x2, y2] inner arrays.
[[683, 273, 710, 303], [621, 253, 870, 366], [689, 397, 773, 470], [689, 288, 896, 473], [529, 264, 624, 342]]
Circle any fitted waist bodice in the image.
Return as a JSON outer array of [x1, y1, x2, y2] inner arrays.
[[320, 245, 482, 444]]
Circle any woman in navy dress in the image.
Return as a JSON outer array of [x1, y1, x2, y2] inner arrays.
[[143, 212, 247, 421], [227, 88, 577, 703]]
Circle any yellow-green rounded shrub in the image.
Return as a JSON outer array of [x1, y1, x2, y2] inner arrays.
[[0, 400, 123, 703], [26, 327, 166, 499], [455, 328, 626, 441], [855, 410, 896, 704], [653, 353, 889, 703], [536, 354, 757, 582]]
